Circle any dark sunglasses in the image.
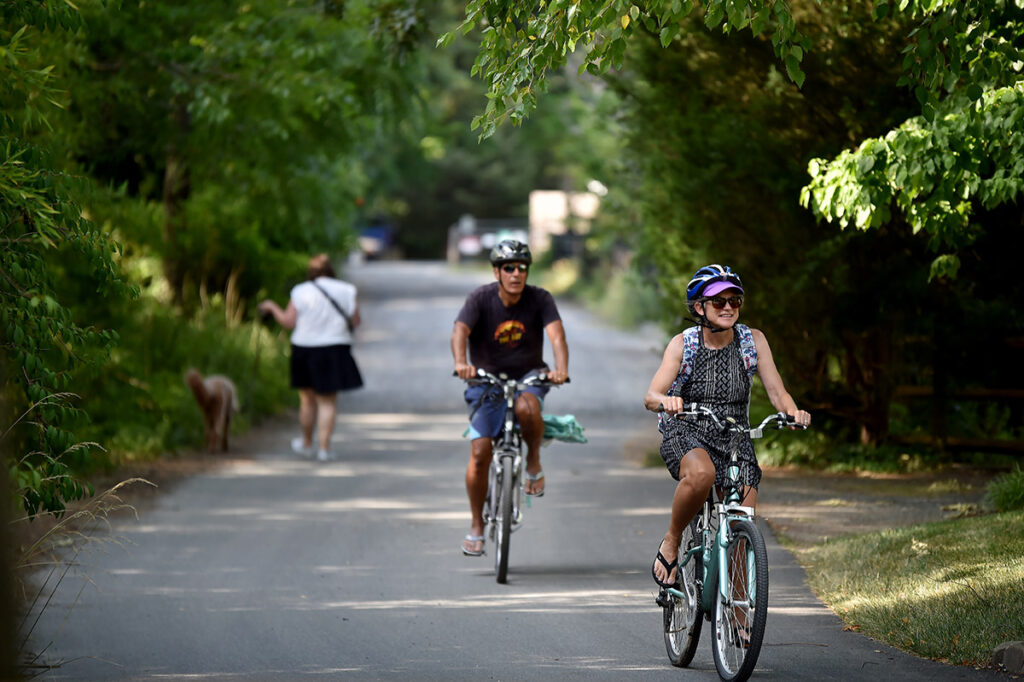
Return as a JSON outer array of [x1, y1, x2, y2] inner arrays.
[[501, 263, 529, 273], [705, 295, 743, 310]]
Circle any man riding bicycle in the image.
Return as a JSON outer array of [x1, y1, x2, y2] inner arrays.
[[642, 264, 810, 588], [452, 239, 569, 557]]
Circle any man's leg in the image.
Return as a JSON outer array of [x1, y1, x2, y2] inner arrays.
[[516, 392, 545, 495], [315, 392, 337, 453], [654, 448, 715, 585], [298, 388, 316, 447], [463, 437, 493, 554]]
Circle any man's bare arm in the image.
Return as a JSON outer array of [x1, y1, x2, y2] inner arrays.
[[452, 321, 476, 379], [544, 320, 569, 384]]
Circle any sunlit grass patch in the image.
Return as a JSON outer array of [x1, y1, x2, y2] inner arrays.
[[927, 479, 974, 495], [802, 510, 1024, 666]]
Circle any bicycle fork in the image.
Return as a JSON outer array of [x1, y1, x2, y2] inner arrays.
[[486, 450, 522, 528]]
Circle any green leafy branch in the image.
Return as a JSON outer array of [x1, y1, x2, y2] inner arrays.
[[438, 0, 810, 138], [801, 82, 1024, 280]]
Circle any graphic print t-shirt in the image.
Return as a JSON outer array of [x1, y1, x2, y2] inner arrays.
[[455, 283, 561, 378]]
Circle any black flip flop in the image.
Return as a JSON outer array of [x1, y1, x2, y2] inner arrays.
[[651, 546, 678, 588]]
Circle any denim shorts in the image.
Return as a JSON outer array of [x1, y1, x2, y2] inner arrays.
[[464, 382, 547, 440]]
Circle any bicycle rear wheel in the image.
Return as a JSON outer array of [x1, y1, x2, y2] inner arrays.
[[664, 517, 703, 667], [712, 517, 768, 682], [494, 454, 515, 583]]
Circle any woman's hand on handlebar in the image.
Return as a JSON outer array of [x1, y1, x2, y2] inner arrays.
[[454, 362, 477, 380], [786, 408, 811, 428], [657, 396, 685, 415]]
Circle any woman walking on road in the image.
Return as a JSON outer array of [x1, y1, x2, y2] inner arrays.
[[642, 264, 810, 587], [258, 253, 363, 461]]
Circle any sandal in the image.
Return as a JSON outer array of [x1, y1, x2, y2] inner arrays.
[[461, 534, 485, 557], [525, 469, 545, 497], [731, 622, 752, 649], [651, 543, 678, 588]]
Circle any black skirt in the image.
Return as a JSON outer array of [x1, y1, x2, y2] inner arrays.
[[290, 344, 363, 394]]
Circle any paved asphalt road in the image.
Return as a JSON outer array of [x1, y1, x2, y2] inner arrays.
[[24, 261, 1007, 681]]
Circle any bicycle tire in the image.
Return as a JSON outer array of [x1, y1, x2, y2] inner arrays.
[[664, 517, 703, 667], [494, 454, 515, 583], [712, 517, 768, 682]]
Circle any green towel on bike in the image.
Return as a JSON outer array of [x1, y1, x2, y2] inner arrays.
[[461, 414, 588, 442], [542, 414, 588, 444]]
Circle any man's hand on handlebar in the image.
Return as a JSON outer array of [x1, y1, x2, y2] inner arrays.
[[454, 362, 477, 380], [545, 369, 569, 385]]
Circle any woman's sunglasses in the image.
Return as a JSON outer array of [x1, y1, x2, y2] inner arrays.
[[501, 263, 529, 273], [705, 295, 743, 310]]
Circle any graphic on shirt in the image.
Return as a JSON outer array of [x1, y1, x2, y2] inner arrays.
[[493, 320, 526, 348]]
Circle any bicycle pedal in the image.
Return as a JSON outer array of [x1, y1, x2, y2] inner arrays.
[[655, 589, 672, 608]]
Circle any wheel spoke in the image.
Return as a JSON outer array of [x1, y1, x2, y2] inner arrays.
[[713, 518, 769, 682]]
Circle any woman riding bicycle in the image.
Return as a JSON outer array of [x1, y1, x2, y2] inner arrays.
[[643, 264, 810, 588]]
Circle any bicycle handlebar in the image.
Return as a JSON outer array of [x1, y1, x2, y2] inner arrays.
[[453, 368, 569, 388], [662, 402, 806, 439]]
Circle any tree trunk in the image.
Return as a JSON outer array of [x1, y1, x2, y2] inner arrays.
[[162, 98, 191, 304], [858, 326, 894, 446]]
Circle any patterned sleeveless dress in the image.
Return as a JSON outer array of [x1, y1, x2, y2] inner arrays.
[[659, 327, 761, 490]]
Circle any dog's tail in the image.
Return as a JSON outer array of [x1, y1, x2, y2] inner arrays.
[[185, 368, 210, 407]]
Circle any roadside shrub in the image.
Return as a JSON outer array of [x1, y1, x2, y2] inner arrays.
[[985, 466, 1024, 512]]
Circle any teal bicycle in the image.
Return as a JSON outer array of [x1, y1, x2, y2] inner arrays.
[[657, 406, 806, 682]]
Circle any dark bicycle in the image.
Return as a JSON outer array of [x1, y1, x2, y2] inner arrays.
[[460, 369, 562, 583], [658, 405, 807, 682]]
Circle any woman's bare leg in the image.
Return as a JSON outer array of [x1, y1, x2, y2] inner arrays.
[[315, 392, 337, 452], [655, 448, 715, 584], [731, 485, 759, 640], [298, 389, 316, 447]]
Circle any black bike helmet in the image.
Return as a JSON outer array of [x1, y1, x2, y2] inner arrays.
[[489, 239, 532, 266]]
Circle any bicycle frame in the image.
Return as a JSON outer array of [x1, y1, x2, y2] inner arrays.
[[488, 378, 524, 527], [666, 409, 798, 615], [463, 369, 557, 583], [671, 464, 754, 616]]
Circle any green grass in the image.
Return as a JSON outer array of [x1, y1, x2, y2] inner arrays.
[[800, 510, 1024, 666], [985, 465, 1024, 512]]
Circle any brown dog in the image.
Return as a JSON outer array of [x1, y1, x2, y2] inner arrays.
[[185, 369, 239, 452]]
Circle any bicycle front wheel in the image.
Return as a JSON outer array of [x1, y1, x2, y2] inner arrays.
[[712, 517, 768, 682], [494, 455, 515, 583], [664, 517, 703, 667]]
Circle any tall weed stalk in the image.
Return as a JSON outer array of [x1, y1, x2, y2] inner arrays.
[[14, 478, 153, 676]]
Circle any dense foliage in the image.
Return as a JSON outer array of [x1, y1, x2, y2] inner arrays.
[[374, 2, 619, 258], [2, 1, 130, 516], [802, 0, 1024, 280], [439, 0, 811, 138], [1, 0, 436, 517], [451, 0, 1024, 452]]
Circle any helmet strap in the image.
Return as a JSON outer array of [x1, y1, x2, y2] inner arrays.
[[689, 314, 728, 333]]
